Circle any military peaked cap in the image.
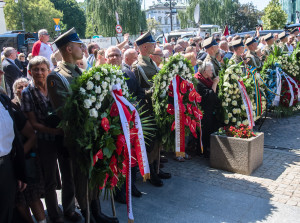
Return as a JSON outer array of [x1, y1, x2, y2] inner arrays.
[[264, 33, 274, 41], [278, 31, 289, 40], [136, 31, 156, 46], [245, 37, 256, 46], [231, 39, 244, 48], [203, 37, 218, 49], [54, 27, 83, 48]]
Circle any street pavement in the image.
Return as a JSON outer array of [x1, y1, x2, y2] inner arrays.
[[48, 114, 300, 223]]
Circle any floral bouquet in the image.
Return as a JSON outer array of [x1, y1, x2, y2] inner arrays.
[[276, 54, 300, 79], [217, 124, 256, 139], [218, 63, 253, 126], [243, 65, 267, 121], [152, 54, 203, 154]]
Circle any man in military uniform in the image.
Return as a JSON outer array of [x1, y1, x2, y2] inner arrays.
[[245, 37, 262, 69], [132, 31, 171, 187], [229, 39, 246, 65], [262, 33, 275, 57], [47, 28, 118, 223], [203, 37, 221, 77], [278, 31, 289, 52]]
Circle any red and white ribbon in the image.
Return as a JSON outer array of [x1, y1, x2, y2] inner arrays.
[[173, 75, 185, 157], [111, 84, 150, 223], [237, 80, 255, 129], [282, 73, 300, 105]]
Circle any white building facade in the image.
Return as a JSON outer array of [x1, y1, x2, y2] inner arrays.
[[145, 0, 187, 36], [0, 0, 7, 34]]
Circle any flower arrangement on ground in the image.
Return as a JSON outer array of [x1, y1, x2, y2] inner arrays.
[[152, 54, 203, 154], [217, 124, 256, 139], [218, 63, 253, 126]]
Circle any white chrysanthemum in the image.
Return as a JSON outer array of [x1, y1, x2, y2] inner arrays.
[[94, 73, 100, 80], [224, 120, 229, 124], [222, 102, 226, 107], [95, 102, 102, 110], [84, 99, 92, 109], [86, 81, 94, 90], [116, 78, 121, 84], [228, 113, 233, 118], [90, 96, 96, 103], [95, 86, 101, 94], [102, 69, 108, 74], [102, 81, 108, 89], [232, 100, 237, 106], [80, 87, 86, 94], [233, 109, 237, 114], [178, 61, 183, 68], [105, 77, 110, 82], [232, 117, 236, 123], [89, 108, 98, 118]]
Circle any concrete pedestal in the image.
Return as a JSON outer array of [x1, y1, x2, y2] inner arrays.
[[210, 132, 264, 175]]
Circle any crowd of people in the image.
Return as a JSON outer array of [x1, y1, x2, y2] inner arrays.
[[1, 26, 300, 223]]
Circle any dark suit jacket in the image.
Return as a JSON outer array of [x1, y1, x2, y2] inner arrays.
[[2, 59, 23, 99], [122, 67, 145, 102]]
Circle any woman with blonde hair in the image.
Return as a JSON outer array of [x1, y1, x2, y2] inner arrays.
[[12, 78, 29, 109]]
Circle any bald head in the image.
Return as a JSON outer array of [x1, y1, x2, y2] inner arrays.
[[219, 40, 229, 52], [124, 48, 138, 67], [150, 47, 163, 66]]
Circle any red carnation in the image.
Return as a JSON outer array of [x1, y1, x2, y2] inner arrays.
[[167, 104, 175, 115], [110, 102, 119, 117], [101, 117, 110, 132], [187, 103, 193, 115], [180, 80, 188, 94]]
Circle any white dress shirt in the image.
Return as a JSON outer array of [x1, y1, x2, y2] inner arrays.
[[0, 102, 15, 157]]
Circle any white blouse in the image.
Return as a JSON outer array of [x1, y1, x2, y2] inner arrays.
[[0, 102, 14, 157]]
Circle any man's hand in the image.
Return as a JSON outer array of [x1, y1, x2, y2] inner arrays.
[[124, 33, 130, 42], [18, 180, 27, 192], [213, 76, 220, 84]]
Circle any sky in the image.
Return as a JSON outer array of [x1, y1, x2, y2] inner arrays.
[[76, 0, 270, 11]]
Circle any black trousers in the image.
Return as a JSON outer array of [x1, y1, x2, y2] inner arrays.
[[0, 154, 17, 223], [38, 138, 76, 219]]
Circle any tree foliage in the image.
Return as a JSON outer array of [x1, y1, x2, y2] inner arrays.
[[147, 18, 160, 35], [86, 0, 147, 37], [261, 0, 287, 30], [50, 0, 86, 38], [4, 0, 63, 36], [179, 0, 263, 33]]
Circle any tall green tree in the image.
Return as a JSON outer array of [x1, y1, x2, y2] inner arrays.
[[86, 0, 147, 37], [4, 0, 63, 36], [261, 0, 287, 30], [179, 0, 262, 33], [50, 0, 86, 38]]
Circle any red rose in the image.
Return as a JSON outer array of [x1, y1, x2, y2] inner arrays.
[[171, 121, 175, 131], [189, 119, 197, 138], [110, 102, 119, 117], [167, 104, 175, 115], [180, 80, 188, 94], [101, 117, 110, 132], [187, 103, 193, 114]]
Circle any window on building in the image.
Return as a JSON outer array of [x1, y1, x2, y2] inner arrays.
[[158, 16, 162, 24], [165, 17, 168, 25]]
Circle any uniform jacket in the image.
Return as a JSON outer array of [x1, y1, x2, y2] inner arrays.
[[46, 62, 81, 119], [204, 54, 221, 77], [229, 54, 243, 64], [132, 55, 159, 89], [246, 51, 262, 68], [2, 58, 23, 99], [122, 67, 145, 101]]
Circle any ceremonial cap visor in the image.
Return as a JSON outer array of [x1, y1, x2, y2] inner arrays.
[[291, 28, 299, 34], [278, 31, 289, 40], [245, 37, 256, 46], [231, 39, 244, 48], [203, 37, 218, 49], [54, 27, 83, 48], [264, 33, 274, 42], [136, 31, 156, 46]]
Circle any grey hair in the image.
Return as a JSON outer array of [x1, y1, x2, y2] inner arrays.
[[105, 46, 122, 58], [198, 60, 214, 74], [28, 56, 50, 71], [38, 29, 48, 39], [13, 78, 29, 95], [3, 47, 15, 58], [123, 48, 137, 59]]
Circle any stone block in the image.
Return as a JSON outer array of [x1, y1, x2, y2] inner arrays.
[[210, 132, 264, 175]]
